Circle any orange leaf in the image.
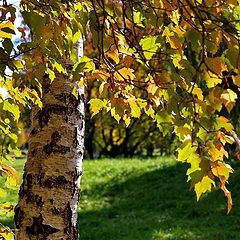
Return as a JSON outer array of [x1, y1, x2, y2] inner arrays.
[[205, 57, 227, 76], [219, 116, 230, 123], [1, 164, 19, 189], [123, 56, 134, 68], [219, 177, 232, 214], [92, 70, 110, 81], [106, 51, 120, 64]]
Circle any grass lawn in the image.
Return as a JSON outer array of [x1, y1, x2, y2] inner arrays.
[[1, 156, 240, 239]]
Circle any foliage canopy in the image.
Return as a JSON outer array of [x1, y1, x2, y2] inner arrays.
[[1, 0, 240, 237]]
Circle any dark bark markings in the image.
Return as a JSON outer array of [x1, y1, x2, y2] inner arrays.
[[14, 206, 24, 229], [26, 214, 60, 237]]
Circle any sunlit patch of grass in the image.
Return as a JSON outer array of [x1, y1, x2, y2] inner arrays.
[[2, 155, 240, 239]]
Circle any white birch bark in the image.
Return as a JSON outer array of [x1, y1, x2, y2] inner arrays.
[[14, 40, 84, 240]]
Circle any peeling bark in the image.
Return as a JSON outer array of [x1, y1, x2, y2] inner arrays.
[[14, 40, 84, 240]]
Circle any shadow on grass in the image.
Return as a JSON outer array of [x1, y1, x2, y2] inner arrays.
[[78, 163, 240, 240]]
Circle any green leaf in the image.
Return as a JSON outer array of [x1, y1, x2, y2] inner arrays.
[[186, 153, 201, 176], [51, 60, 67, 73], [215, 117, 234, 132], [88, 99, 108, 117], [2, 39, 13, 55], [177, 142, 197, 162], [3, 100, 20, 121], [140, 36, 161, 60], [22, 11, 47, 38], [186, 30, 202, 51], [45, 68, 56, 83], [127, 98, 141, 118]]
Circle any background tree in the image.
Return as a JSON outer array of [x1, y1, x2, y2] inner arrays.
[[85, 78, 176, 158]]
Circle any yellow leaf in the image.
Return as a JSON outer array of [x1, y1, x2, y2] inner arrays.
[[88, 99, 108, 117], [205, 71, 222, 88], [0, 227, 14, 240], [147, 83, 158, 95], [106, 51, 120, 64], [0, 31, 12, 38], [144, 104, 155, 118], [216, 131, 234, 145], [111, 107, 121, 122], [110, 98, 126, 122], [71, 87, 78, 99], [221, 89, 237, 113], [177, 142, 197, 162], [171, 10, 180, 25], [114, 68, 135, 82], [92, 70, 110, 82], [0, 21, 14, 39], [186, 153, 201, 176], [127, 98, 141, 118], [0, 21, 15, 30], [163, 27, 182, 49], [195, 175, 215, 201], [233, 75, 240, 87], [192, 87, 203, 101], [123, 114, 131, 127], [211, 162, 233, 179], [208, 142, 228, 162], [99, 82, 110, 97], [0, 202, 14, 217], [175, 126, 192, 141], [1, 164, 19, 189]]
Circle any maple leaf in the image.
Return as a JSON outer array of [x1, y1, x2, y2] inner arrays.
[[88, 99, 108, 117], [219, 177, 233, 214], [139, 35, 161, 60], [194, 174, 215, 201], [99, 82, 110, 97], [123, 114, 131, 127], [232, 75, 240, 87], [186, 153, 201, 176], [147, 83, 158, 96], [177, 141, 197, 162], [208, 143, 228, 162], [92, 70, 110, 81], [123, 56, 134, 68], [211, 162, 233, 179], [106, 50, 120, 64], [220, 89, 237, 113], [1, 164, 19, 189], [0, 21, 15, 39], [127, 98, 141, 118], [114, 68, 135, 82], [205, 57, 227, 76]]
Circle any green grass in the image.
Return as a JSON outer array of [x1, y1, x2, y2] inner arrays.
[[2, 156, 240, 239]]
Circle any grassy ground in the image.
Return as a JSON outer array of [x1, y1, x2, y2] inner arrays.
[[2, 156, 240, 239]]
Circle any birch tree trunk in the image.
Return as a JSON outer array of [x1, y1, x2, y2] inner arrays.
[[14, 40, 84, 240]]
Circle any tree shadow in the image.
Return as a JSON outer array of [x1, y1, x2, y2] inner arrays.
[[78, 163, 240, 240]]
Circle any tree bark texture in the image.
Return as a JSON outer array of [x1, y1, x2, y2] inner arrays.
[[14, 41, 84, 240]]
